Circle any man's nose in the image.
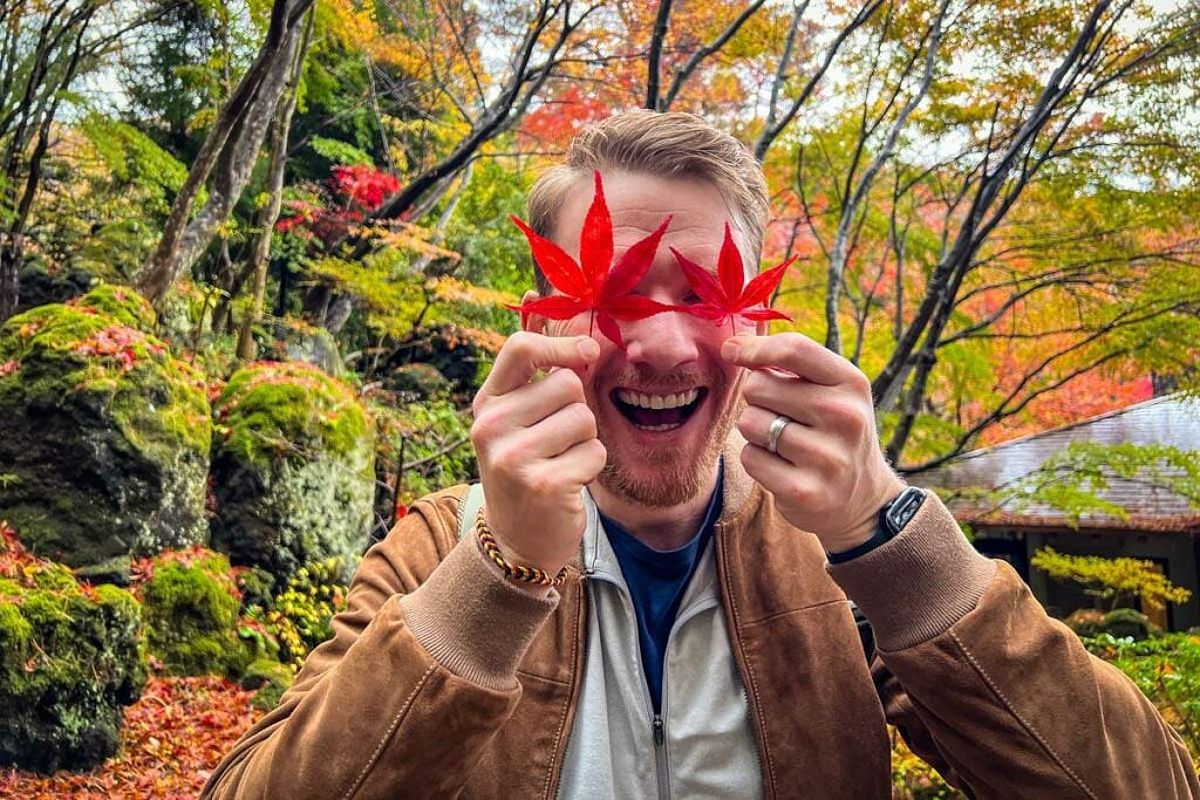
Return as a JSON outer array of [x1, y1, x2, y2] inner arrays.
[[622, 307, 700, 373]]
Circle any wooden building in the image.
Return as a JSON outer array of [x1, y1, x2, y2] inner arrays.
[[911, 394, 1200, 631]]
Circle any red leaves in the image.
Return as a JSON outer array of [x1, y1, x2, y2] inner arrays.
[[509, 171, 673, 348], [671, 222, 794, 335], [330, 164, 400, 211], [510, 176, 794, 346], [276, 164, 400, 244], [0, 676, 266, 799]]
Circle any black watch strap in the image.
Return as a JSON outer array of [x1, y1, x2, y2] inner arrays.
[[827, 486, 926, 564]]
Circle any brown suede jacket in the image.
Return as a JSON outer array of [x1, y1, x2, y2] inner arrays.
[[203, 453, 1198, 799]]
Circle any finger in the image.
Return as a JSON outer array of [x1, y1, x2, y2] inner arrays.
[[739, 441, 800, 501], [512, 402, 597, 460], [478, 332, 599, 401], [741, 369, 826, 427], [535, 437, 608, 487], [477, 368, 586, 432], [737, 405, 846, 475], [721, 333, 855, 387]]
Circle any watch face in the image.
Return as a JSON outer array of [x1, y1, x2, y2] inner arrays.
[[886, 488, 925, 533]]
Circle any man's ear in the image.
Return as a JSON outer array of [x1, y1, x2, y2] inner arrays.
[[520, 289, 547, 334]]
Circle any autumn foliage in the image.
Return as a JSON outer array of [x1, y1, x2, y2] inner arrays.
[[0, 676, 265, 799]]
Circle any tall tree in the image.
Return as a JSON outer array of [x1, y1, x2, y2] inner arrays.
[[134, 0, 315, 307]]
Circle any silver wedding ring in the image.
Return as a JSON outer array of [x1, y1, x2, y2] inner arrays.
[[766, 414, 792, 456]]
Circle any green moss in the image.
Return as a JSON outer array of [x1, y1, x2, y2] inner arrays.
[[68, 283, 156, 332], [0, 301, 211, 567], [215, 361, 369, 469], [0, 540, 145, 773], [210, 363, 375, 584], [138, 548, 268, 679], [240, 658, 294, 711]]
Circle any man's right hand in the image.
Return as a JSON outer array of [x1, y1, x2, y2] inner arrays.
[[470, 332, 607, 579]]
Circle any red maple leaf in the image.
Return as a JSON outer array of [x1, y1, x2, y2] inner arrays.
[[671, 223, 795, 335], [509, 171, 673, 348]]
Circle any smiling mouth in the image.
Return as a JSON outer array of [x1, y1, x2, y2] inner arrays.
[[610, 387, 708, 432]]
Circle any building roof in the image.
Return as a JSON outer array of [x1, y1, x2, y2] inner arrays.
[[910, 394, 1200, 533]]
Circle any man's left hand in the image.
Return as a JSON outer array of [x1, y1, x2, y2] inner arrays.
[[722, 333, 907, 554]]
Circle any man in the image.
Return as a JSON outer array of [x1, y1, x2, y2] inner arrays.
[[204, 111, 1198, 799]]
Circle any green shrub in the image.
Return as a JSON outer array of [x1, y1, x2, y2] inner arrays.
[[0, 523, 145, 773], [248, 556, 351, 672], [1085, 632, 1200, 761]]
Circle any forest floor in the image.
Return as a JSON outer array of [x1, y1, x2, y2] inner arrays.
[[0, 675, 264, 799]]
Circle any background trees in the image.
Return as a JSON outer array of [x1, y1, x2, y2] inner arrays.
[[1, 0, 1197, 470]]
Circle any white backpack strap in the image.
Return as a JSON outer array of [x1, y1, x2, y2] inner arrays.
[[457, 483, 485, 540]]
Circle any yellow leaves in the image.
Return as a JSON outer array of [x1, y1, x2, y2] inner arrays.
[[430, 277, 518, 309], [369, 222, 461, 265], [317, 0, 377, 50]]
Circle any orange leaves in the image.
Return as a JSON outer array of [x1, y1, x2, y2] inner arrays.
[[73, 325, 165, 372], [0, 676, 266, 799]]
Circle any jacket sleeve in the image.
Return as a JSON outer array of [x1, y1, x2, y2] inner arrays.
[[829, 492, 1199, 799], [201, 489, 559, 800]]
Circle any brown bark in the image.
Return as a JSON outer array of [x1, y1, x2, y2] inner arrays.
[[135, 0, 314, 308]]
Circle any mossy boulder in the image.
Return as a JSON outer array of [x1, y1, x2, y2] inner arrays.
[[0, 525, 146, 773], [16, 261, 97, 315], [209, 361, 374, 585], [137, 547, 268, 677], [0, 297, 212, 567], [67, 283, 157, 332]]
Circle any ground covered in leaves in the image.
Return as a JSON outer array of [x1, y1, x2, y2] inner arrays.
[[0, 675, 263, 799]]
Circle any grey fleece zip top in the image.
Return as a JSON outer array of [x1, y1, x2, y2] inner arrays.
[[459, 484, 761, 799]]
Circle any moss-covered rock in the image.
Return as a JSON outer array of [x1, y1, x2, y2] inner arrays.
[[240, 658, 294, 711], [209, 361, 374, 585], [68, 283, 157, 332], [137, 547, 267, 677], [0, 298, 211, 567], [0, 524, 146, 773]]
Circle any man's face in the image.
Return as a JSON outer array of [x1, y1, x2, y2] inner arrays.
[[526, 170, 759, 507]]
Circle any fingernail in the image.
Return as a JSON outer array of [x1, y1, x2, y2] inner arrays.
[[577, 337, 600, 360]]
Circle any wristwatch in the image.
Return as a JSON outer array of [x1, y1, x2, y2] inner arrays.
[[826, 486, 927, 564]]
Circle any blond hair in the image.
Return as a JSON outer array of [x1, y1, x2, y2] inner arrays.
[[526, 110, 770, 294]]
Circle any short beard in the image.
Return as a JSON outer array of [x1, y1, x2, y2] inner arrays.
[[596, 369, 744, 508]]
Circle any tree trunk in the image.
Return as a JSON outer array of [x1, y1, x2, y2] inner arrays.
[[135, 0, 314, 308], [237, 8, 312, 361], [0, 234, 22, 323]]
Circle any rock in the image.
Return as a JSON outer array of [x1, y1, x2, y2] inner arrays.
[[15, 261, 97, 315], [1064, 608, 1106, 638], [209, 361, 374, 586], [1100, 607, 1159, 641], [255, 318, 344, 376], [390, 324, 502, 396], [67, 283, 156, 332], [240, 658, 294, 711], [138, 547, 266, 678], [0, 297, 211, 567], [0, 525, 145, 773], [383, 362, 451, 400]]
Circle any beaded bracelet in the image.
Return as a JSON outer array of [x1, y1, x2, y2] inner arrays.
[[475, 510, 568, 588]]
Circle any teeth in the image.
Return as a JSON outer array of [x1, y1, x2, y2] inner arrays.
[[616, 388, 700, 409], [634, 422, 682, 432]]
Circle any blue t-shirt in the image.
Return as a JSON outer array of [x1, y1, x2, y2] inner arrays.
[[600, 463, 724, 713]]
